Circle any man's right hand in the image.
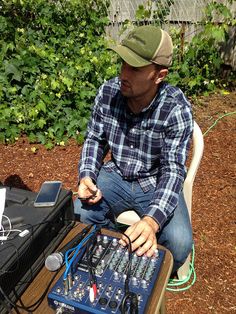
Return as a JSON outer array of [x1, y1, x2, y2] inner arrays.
[[77, 177, 102, 204]]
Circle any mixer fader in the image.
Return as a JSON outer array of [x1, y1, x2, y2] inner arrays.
[[48, 233, 166, 313]]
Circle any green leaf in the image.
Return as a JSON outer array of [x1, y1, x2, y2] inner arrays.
[[5, 63, 22, 81], [37, 118, 46, 129], [36, 100, 47, 113]]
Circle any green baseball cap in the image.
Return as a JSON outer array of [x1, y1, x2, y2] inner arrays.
[[110, 25, 173, 68]]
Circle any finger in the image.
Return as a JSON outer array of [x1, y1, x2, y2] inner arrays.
[[86, 189, 102, 204], [124, 223, 142, 243], [136, 237, 157, 256], [119, 239, 127, 247], [129, 222, 156, 251], [145, 243, 158, 258], [130, 232, 149, 252], [119, 224, 137, 245], [78, 181, 98, 199], [83, 178, 98, 194]]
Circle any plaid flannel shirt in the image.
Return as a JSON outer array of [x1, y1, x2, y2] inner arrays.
[[79, 77, 193, 228]]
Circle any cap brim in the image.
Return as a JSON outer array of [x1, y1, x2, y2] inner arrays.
[[110, 45, 152, 67]]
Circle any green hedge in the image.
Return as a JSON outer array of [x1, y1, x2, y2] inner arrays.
[[0, 0, 118, 147]]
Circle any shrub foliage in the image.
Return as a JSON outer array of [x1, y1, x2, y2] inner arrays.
[[0, 0, 118, 147]]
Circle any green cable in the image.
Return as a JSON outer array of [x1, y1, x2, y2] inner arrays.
[[167, 244, 196, 292], [167, 110, 236, 292], [203, 111, 236, 137]]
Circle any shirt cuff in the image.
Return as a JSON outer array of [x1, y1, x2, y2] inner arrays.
[[142, 208, 167, 230], [79, 170, 97, 184]]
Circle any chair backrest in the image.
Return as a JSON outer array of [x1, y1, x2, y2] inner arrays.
[[183, 121, 204, 220], [116, 121, 204, 225]]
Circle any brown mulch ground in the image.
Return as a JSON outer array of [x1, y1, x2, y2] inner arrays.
[[0, 91, 235, 313]]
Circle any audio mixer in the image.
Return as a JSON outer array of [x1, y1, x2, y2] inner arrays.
[[48, 233, 166, 313]]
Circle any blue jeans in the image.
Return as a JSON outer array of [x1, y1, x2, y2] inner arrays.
[[74, 167, 193, 273]]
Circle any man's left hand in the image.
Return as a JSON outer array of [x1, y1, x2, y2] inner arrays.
[[119, 216, 159, 257]]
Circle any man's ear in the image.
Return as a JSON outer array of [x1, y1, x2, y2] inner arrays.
[[155, 69, 168, 84]]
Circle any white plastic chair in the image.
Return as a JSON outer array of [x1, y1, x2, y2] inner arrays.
[[116, 121, 204, 279]]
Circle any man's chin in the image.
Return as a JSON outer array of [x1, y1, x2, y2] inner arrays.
[[121, 87, 132, 97]]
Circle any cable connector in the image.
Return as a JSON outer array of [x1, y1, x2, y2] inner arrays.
[[89, 286, 95, 303], [92, 283, 97, 299], [89, 282, 97, 303]]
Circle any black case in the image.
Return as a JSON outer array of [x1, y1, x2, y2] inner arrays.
[[0, 186, 75, 312]]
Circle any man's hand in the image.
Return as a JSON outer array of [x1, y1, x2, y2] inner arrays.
[[77, 177, 102, 204], [119, 216, 159, 257]]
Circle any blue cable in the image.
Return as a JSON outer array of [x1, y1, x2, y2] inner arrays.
[[63, 225, 98, 279]]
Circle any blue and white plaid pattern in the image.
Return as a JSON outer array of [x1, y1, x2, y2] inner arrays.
[[79, 77, 193, 227]]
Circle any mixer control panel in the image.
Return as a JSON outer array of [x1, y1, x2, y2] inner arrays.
[[48, 233, 165, 313]]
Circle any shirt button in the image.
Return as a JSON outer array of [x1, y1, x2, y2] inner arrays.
[[130, 145, 134, 148]]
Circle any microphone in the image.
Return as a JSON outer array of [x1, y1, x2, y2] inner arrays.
[[45, 224, 93, 271]]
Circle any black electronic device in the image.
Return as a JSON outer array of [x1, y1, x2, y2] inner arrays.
[[48, 233, 166, 314], [34, 181, 62, 207], [0, 186, 75, 314]]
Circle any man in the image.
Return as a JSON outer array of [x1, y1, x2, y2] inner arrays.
[[74, 25, 193, 274]]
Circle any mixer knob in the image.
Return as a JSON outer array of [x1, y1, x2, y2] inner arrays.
[[95, 249, 100, 256], [109, 263, 114, 270], [137, 264, 144, 273], [118, 265, 123, 272], [132, 255, 138, 265], [144, 272, 152, 281], [123, 274, 127, 281], [97, 234, 101, 242], [96, 267, 103, 276], [154, 249, 159, 258], [103, 235, 108, 244], [141, 279, 147, 289], [114, 271, 119, 280], [124, 251, 129, 259], [112, 238, 118, 246], [117, 288, 122, 294], [142, 255, 147, 261], [135, 270, 141, 278], [131, 277, 138, 286]]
